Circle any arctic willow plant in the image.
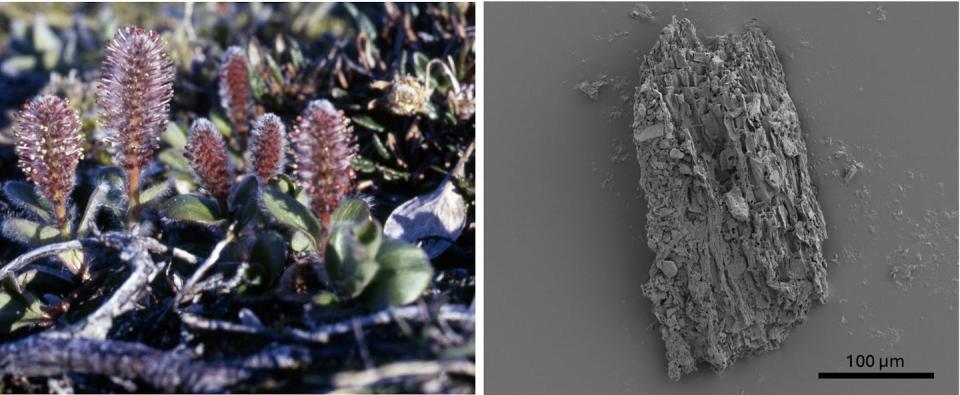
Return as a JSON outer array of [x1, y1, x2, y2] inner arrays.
[[12, 95, 84, 235], [98, 26, 175, 221], [164, 91, 430, 306], [3, 94, 92, 276], [291, 99, 358, 227], [1, 26, 435, 309]]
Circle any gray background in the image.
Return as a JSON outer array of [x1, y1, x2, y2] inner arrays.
[[486, 3, 958, 394]]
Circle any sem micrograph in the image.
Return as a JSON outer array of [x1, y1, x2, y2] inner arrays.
[[632, 17, 828, 380]]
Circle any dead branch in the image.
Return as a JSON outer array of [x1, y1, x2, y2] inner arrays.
[[0, 233, 197, 286], [329, 359, 475, 392], [0, 336, 259, 393], [141, 236, 200, 265], [177, 224, 236, 305], [0, 239, 85, 283], [46, 237, 167, 340], [181, 304, 473, 344]]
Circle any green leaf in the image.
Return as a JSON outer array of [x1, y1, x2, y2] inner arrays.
[[1, 218, 62, 246], [163, 195, 224, 225], [57, 249, 84, 275], [360, 239, 433, 308], [1, 56, 37, 74], [32, 15, 62, 69], [291, 231, 314, 252], [159, 149, 191, 173], [352, 115, 385, 133], [312, 291, 339, 306], [249, 231, 285, 291], [326, 220, 383, 299], [0, 288, 46, 334], [261, 187, 322, 248], [249, 65, 268, 102], [229, 175, 260, 229], [210, 113, 233, 139], [268, 175, 299, 196], [331, 87, 349, 99], [162, 122, 188, 150], [352, 156, 377, 173], [264, 52, 285, 85], [343, 3, 379, 43], [289, 39, 305, 69], [372, 134, 391, 160], [3, 181, 54, 223], [331, 198, 371, 225], [413, 52, 429, 81], [140, 181, 173, 206]]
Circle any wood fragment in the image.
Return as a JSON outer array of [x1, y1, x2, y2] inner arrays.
[[0, 336, 275, 393], [632, 17, 829, 380]]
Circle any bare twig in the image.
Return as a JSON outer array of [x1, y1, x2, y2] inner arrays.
[[180, 312, 266, 336], [47, 238, 167, 340], [181, 304, 473, 344], [141, 236, 200, 265], [191, 262, 250, 294], [0, 239, 85, 283], [352, 318, 374, 370], [330, 359, 475, 392], [177, 224, 236, 305], [0, 233, 198, 287], [0, 336, 253, 393]]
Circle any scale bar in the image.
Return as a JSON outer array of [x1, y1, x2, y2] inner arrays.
[[819, 372, 934, 379]]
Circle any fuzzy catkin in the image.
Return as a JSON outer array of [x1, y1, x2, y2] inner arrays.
[[219, 46, 253, 139], [248, 113, 287, 185], [13, 95, 84, 227], [185, 118, 232, 204], [291, 100, 357, 223], [97, 26, 174, 171]]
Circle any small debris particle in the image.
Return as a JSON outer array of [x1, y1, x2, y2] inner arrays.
[[610, 139, 631, 163], [600, 171, 614, 190], [658, 260, 678, 278], [874, 4, 887, 22], [574, 75, 612, 100], [724, 187, 750, 222], [630, 3, 656, 22], [841, 161, 864, 183], [868, 327, 901, 349], [607, 30, 630, 43]]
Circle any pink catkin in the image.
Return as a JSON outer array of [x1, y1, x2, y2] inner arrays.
[[13, 95, 84, 227], [219, 46, 253, 138], [185, 119, 232, 204], [248, 113, 287, 184], [291, 100, 357, 224], [97, 26, 174, 171]]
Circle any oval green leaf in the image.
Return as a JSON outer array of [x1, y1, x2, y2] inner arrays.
[[163, 195, 224, 225], [249, 230, 285, 291], [360, 239, 433, 308], [331, 198, 372, 225], [1, 218, 62, 246], [261, 187, 322, 248], [326, 220, 383, 299], [3, 181, 54, 223]]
